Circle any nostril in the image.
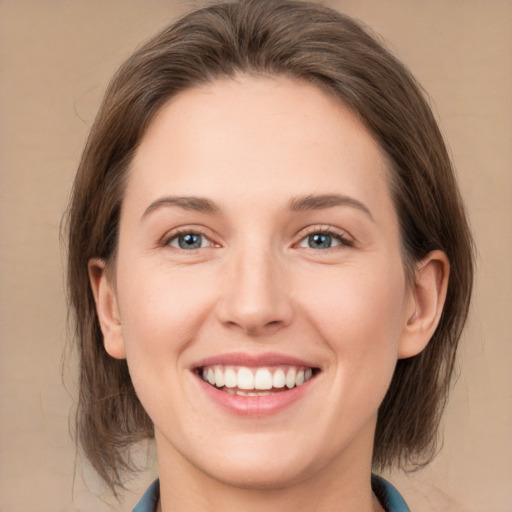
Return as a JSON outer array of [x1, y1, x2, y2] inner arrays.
[[215, 262, 294, 334], [221, 313, 289, 337]]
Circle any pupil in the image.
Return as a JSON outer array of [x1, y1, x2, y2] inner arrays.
[[309, 233, 331, 249], [179, 234, 201, 249]]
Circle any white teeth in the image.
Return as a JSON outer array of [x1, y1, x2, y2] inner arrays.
[[224, 368, 237, 388], [237, 367, 254, 390], [214, 367, 224, 387], [200, 364, 315, 391], [272, 368, 286, 388], [285, 368, 296, 389], [254, 368, 273, 390]]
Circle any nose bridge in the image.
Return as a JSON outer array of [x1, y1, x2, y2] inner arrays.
[[218, 237, 292, 335]]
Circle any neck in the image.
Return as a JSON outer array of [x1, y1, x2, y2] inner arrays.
[[155, 428, 382, 512], [158, 481, 382, 512]]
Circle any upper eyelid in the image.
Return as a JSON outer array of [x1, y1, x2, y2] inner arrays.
[[294, 225, 353, 241], [160, 225, 218, 246]]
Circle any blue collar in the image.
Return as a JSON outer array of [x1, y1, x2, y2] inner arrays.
[[133, 479, 160, 512], [372, 475, 410, 512]]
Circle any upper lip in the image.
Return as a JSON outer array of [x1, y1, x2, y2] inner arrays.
[[192, 352, 319, 369]]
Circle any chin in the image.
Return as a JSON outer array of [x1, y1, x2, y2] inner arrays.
[[184, 433, 326, 491], [205, 456, 313, 491]]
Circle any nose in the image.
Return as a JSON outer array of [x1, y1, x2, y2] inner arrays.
[[216, 245, 294, 337]]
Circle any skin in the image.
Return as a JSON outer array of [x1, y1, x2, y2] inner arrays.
[[90, 76, 449, 512]]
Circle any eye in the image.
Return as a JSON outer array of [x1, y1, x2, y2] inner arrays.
[[167, 232, 211, 250], [297, 230, 352, 250]]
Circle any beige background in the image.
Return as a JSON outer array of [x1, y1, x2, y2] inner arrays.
[[0, 1, 510, 511]]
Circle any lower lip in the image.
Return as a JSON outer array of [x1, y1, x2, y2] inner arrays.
[[194, 373, 316, 416]]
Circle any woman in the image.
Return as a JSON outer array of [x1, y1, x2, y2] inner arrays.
[[66, 1, 474, 510]]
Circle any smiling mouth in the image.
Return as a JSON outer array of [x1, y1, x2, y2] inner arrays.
[[197, 365, 319, 396]]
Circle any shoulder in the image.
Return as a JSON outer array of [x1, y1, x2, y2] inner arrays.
[[133, 480, 160, 512], [372, 475, 410, 512]]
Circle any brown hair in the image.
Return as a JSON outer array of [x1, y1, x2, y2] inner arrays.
[[66, 0, 474, 493]]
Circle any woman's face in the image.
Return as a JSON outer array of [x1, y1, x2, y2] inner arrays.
[[100, 76, 419, 489]]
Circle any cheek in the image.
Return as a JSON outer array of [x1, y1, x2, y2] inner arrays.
[[115, 261, 217, 360], [296, 262, 407, 365], [114, 262, 220, 427]]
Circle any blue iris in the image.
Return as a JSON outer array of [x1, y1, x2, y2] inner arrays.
[[308, 233, 332, 249]]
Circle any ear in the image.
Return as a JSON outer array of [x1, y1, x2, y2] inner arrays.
[[88, 258, 126, 359], [398, 250, 450, 359]]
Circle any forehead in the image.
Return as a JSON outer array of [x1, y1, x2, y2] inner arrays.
[[126, 75, 393, 219]]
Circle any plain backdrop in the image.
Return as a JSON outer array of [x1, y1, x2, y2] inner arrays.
[[0, 1, 510, 511]]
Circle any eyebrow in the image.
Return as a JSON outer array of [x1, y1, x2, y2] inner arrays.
[[141, 193, 373, 221], [141, 196, 220, 220], [288, 194, 374, 220]]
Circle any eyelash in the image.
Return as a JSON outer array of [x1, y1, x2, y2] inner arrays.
[[162, 226, 354, 251], [163, 228, 217, 250], [294, 226, 354, 250]]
